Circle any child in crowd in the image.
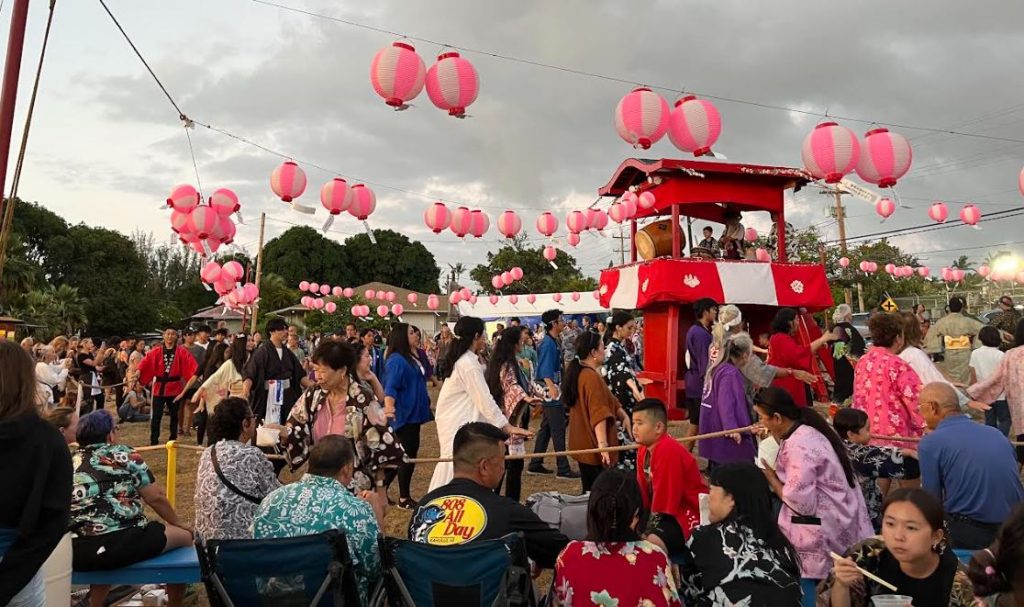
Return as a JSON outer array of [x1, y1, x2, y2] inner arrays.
[[970, 325, 1009, 436], [833, 407, 919, 531], [631, 398, 707, 559]]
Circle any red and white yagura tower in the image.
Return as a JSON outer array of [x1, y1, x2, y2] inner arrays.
[[597, 158, 835, 418]]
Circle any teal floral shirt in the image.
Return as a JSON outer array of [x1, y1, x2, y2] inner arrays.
[[70, 443, 154, 537], [253, 474, 381, 604]]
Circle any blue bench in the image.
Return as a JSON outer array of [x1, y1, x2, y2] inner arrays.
[[72, 546, 201, 585], [954, 549, 974, 565]]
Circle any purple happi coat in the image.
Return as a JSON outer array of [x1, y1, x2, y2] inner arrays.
[[698, 362, 757, 465]]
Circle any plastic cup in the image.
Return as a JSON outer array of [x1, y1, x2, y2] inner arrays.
[[871, 595, 912, 607]]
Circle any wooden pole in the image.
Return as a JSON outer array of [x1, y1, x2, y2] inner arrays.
[[0, 0, 31, 284], [249, 212, 266, 334]]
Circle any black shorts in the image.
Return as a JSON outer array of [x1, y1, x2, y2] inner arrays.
[[73, 521, 167, 571], [685, 397, 701, 424], [646, 513, 686, 558]]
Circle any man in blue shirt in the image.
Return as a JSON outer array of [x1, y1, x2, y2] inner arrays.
[[684, 298, 717, 445], [528, 309, 579, 479], [918, 382, 1024, 549], [360, 328, 384, 378]]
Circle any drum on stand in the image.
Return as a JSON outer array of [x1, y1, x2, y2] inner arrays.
[[635, 219, 684, 260]]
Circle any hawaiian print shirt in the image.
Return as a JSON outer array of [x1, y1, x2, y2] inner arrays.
[[193, 440, 281, 541], [852, 347, 925, 447], [70, 443, 154, 537], [553, 540, 681, 607], [253, 473, 381, 605]]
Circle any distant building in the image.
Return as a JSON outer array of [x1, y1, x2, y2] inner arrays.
[[187, 305, 245, 333]]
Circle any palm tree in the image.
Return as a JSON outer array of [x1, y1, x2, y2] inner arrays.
[[447, 262, 465, 293], [951, 255, 974, 272], [0, 237, 36, 302], [49, 284, 87, 335]]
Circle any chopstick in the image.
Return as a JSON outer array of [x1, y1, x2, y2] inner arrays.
[[829, 551, 898, 592]]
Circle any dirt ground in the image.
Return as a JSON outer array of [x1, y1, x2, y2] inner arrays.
[[114, 387, 688, 605]]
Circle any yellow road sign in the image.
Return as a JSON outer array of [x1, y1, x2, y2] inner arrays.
[[881, 297, 899, 312]]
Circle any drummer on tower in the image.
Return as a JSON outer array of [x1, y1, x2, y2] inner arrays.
[[696, 226, 721, 258], [719, 210, 746, 259]]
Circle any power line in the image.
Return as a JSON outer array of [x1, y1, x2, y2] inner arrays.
[[253, 0, 1024, 145], [829, 208, 1024, 245]]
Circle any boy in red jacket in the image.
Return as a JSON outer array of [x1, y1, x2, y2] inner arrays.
[[137, 328, 198, 445], [632, 398, 707, 559]]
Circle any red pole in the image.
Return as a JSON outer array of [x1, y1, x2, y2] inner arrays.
[[0, 0, 30, 220]]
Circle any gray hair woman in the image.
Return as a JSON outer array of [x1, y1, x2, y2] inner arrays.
[[832, 303, 866, 403]]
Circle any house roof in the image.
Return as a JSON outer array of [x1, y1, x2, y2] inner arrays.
[[189, 305, 244, 320]]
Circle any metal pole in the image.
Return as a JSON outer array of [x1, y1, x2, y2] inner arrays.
[[249, 212, 266, 334], [0, 0, 29, 222]]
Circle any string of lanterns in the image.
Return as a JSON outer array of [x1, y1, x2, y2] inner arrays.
[[198, 260, 259, 312], [166, 185, 240, 257], [836, 256, 1024, 285], [370, 42, 480, 118]]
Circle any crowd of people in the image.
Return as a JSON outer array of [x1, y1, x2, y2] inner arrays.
[[2, 292, 1024, 606]]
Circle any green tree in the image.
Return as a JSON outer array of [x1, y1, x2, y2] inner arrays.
[[49, 284, 88, 335], [132, 231, 216, 324], [342, 229, 440, 293], [1, 237, 38, 301], [9, 198, 68, 267], [46, 225, 159, 335], [468, 236, 597, 294], [255, 273, 298, 322], [262, 226, 350, 288]]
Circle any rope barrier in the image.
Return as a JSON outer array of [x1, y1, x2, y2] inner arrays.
[[870, 433, 1024, 447], [404, 425, 757, 465]]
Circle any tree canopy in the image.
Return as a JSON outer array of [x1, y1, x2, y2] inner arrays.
[[261, 226, 351, 288], [468, 235, 597, 294]]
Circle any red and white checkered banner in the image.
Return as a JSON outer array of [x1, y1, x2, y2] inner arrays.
[[599, 259, 834, 311]]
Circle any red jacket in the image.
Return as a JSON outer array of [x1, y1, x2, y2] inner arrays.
[[137, 345, 198, 398], [636, 432, 707, 538]]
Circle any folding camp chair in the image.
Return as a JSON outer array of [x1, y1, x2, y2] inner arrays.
[[197, 530, 363, 607], [373, 532, 534, 607]]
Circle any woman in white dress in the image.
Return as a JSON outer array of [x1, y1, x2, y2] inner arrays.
[[428, 316, 532, 491]]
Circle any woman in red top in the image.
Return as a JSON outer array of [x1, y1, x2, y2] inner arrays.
[[552, 469, 682, 607], [766, 308, 835, 407]]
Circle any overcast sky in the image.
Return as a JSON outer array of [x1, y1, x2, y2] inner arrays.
[[8, 0, 1024, 289]]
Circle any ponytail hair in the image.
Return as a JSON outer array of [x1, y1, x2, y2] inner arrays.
[[753, 386, 857, 488], [438, 316, 484, 380], [604, 311, 634, 345], [586, 469, 643, 543], [562, 330, 603, 408], [968, 503, 1024, 597]]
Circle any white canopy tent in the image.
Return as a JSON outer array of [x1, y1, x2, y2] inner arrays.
[[456, 292, 609, 320]]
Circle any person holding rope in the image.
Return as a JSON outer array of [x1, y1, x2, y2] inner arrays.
[[700, 333, 759, 469], [136, 328, 199, 446]]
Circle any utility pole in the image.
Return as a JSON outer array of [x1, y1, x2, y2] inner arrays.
[[249, 212, 266, 334], [612, 225, 628, 266], [822, 187, 854, 309]]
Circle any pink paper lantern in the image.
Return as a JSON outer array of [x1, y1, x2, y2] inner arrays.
[[501, 272, 513, 286], [536, 212, 558, 237], [459, 287, 471, 300], [319, 284, 331, 296], [552, 293, 563, 303], [325, 302, 337, 314], [801, 122, 860, 184], [424, 202, 451, 233], [959, 204, 981, 226], [376, 304, 389, 317], [838, 257, 850, 268], [391, 304, 404, 316], [170, 209, 192, 236], [375, 290, 386, 300], [527, 294, 537, 304], [214, 277, 236, 296], [928, 201, 948, 223], [209, 188, 240, 216], [876, 197, 896, 219], [332, 286, 344, 297], [187, 205, 218, 240], [953, 269, 966, 282], [497, 210, 522, 239], [449, 292, 462, 305], [299, 280, 310, 291], [216, 215, 237, 245], [614, 86, 670, 149], [386, 291, 397, 302], [491, 275, 503, 290], [744, 227, 758, 242], [583, 208, 598, 230], [320, 178, 351, 216], [427, 294, 440, 310], [301, 296, 312, 308], [489, 295, 500, 305], [638, 191, 657, 210], [918, 267, 930, 278], [466, 210, 488, 238], [425, 51, 479, 117], [608, 202, 628, 224], [469, 295, 478, 305], [978, 265, 991, 278], [620, 191, 639, 211], [620, 196, 637, 219], [350, 304, 361, 316], [310, 282, 321, 294], [567, 232, 581, 247], [856, 128, 912, 188], [370, 41, 426, 109], [343, 287, 355, 298], [510, 266, 524, 281], [868, 262, 878, 273], [271, 161, 307, 203], [859, 261, 869, 272], [509, 294, 519, 305], [885, 263, 896, 275], [543, 246, 557, 262], [755, 248, 771, 262], [364, 288, 375, 299], [590, 209, 608, 232], [167, 184, 200, 212], [200, 262, 222, 283], [450, 206, 472, 237], [667, 95, 722, 156], [571, 292, 581, 302], [566, 210, 587, 234], [407, 293, 418, 305], [222, 261, 244, 281], [313, 298, 325, 310], [348, 184, 376, 220]]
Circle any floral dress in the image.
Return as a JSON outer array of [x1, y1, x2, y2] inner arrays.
[[283, 378, 405, 491], [553, 540, 682, 607], [679, 519, 802, 606], [852, 347, 925, 447], [843, 440, 917, 532], [601, 338, 639, 471]]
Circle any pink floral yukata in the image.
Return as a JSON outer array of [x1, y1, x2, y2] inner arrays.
[[852, 346, 925, 448]]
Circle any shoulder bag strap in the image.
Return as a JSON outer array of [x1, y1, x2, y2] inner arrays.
[[211, 444, 263, 504]]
